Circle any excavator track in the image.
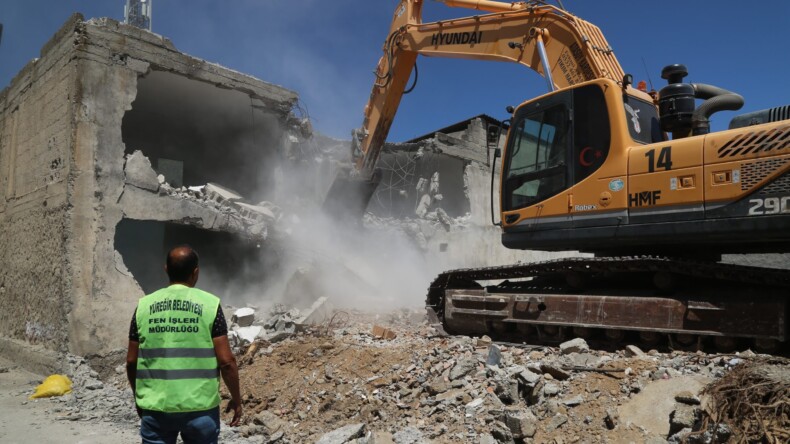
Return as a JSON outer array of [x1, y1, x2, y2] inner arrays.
[[426, 257, 790, 353]]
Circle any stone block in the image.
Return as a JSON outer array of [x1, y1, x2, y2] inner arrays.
[[489, 421, 514, 443], [316, 423, 366, 444], [669, 405, 700, 436], [504, 407, 537, 438], [561, 394, 583, 406], [625, 344, 647, 357], [559, 337, 589, 355], [449, 357, 477, 380], [296, 296, 331, 326], [236, 326, 262, 345], [231, 307, 255, 327], [371, 325, 397, 340], [392, 427, 423, 444], [486, 344, 502, 366], [541, 363, 571, 380], [674, 391, 701, 405]]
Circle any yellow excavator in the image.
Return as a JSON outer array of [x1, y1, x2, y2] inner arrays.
[[330, 0, 790, 352]]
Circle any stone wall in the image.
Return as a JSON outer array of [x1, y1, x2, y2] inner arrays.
[[0, 15, 78, 352]]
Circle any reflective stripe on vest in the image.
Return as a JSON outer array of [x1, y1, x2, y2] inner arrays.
[[137, 368, 220, 380], [135, 284, 221, 413], [138, 348, 218, 359]]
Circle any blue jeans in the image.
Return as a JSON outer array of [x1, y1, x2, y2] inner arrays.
[[140, 407, 220, 444]]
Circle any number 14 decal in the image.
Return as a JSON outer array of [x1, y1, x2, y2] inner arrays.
[[645, 146, 673, 173]]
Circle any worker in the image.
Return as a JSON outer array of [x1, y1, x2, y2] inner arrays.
[[126, 245, 242, 444]]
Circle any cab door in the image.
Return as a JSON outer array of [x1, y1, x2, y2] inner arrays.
[[501, 90, 573, 228]]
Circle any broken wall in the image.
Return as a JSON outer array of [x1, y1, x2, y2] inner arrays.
[[0, 14, 300, 363], [0, 16, 76, 352], [365, 117, 571, 270]]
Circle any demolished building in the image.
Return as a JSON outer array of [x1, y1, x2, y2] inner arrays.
[[364, 115, 570, 271], [0, 14, 570, 371], [0, 14, 303, 367]]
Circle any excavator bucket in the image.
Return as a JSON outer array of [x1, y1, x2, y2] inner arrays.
[[321, 167, 381, 223]]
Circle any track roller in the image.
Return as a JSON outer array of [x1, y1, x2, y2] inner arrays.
[[604, 329, 625, 343], [638, 331, 662, 347], [713, 336, 737, 353]]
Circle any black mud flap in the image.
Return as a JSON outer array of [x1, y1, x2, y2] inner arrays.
[[321, 167, 381, 223]]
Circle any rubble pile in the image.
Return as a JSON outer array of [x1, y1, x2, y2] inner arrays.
[[16, 307, 776, 444], [30, 355, 137, 426], [228, 298, 332, 351], [124, 150, 282, 241], [364, 212, 470, 252], [222, 310, 760, 443]]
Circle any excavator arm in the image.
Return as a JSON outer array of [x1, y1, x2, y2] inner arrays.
[[351, 0, 625, 178]]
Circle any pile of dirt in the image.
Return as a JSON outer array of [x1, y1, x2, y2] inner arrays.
[[701, 356, 790, 443]]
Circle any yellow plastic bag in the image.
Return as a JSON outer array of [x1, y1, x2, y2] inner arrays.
[[29, 374, 73, 399]]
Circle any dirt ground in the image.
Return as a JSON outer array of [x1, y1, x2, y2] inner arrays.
[[0, 356, 138, 444]]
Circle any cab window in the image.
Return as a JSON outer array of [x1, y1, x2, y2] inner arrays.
[[504, 105, 569, 211], [623, 95, 663, 144]]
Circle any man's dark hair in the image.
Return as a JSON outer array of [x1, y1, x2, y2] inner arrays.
[[166, 245, 199, 283]]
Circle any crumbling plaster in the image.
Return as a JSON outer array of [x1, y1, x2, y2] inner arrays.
[[0, 13, 299, 361]]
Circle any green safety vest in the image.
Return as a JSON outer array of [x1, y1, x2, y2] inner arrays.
[[135, 284, 221, 412]]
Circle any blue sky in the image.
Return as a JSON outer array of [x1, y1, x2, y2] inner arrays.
[[1, 1, 789, 141]]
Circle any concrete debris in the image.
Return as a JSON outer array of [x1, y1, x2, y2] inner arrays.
[[668, 404, 701, 437], [546, 414, 568, 431], [295, 297, 331, 326], [205, 182, 243, 204], [504, 407, 537, 438], [489, 420, 514, 443], [673, 390, 700, 405], [540, 363, 571, 381], [392, 427, 424, 444], [476, 335, 492, 347], [252, 410, 289, 434], [559, 338, 589, 355], [371, 325, 397, 340], [625, 344, 647, 358], [124, 150, 160, 192], [561, 394, 584, 406], [449, 357, 478, 380], [486, 344, 502, 366], [316, 423, 366, 444], [234, 326, 263, 345], [123, 155, 283, 243], [14, 310, 776, 444], [232, 308, 256, 327]]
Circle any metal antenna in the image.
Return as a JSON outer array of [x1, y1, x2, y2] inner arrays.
[[124, 0, 153, 31], [641, 57, 655, 91]]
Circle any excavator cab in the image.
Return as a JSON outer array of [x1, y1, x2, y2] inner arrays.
[[500, 81, 659, 242], [501, 82, 663, 219]]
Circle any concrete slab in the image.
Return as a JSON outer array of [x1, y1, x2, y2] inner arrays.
[[124, 150, 159, 192], [618, 375, 710, 438]]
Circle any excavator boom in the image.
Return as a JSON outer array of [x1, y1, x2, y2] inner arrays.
[[351, 0, 624, 179]]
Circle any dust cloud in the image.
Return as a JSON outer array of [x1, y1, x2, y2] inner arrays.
[[196, 132, 443, 314]]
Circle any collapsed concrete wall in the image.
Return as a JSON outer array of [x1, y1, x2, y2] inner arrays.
[[0, 14, 300, 362], [365, 117, 572, 270]]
